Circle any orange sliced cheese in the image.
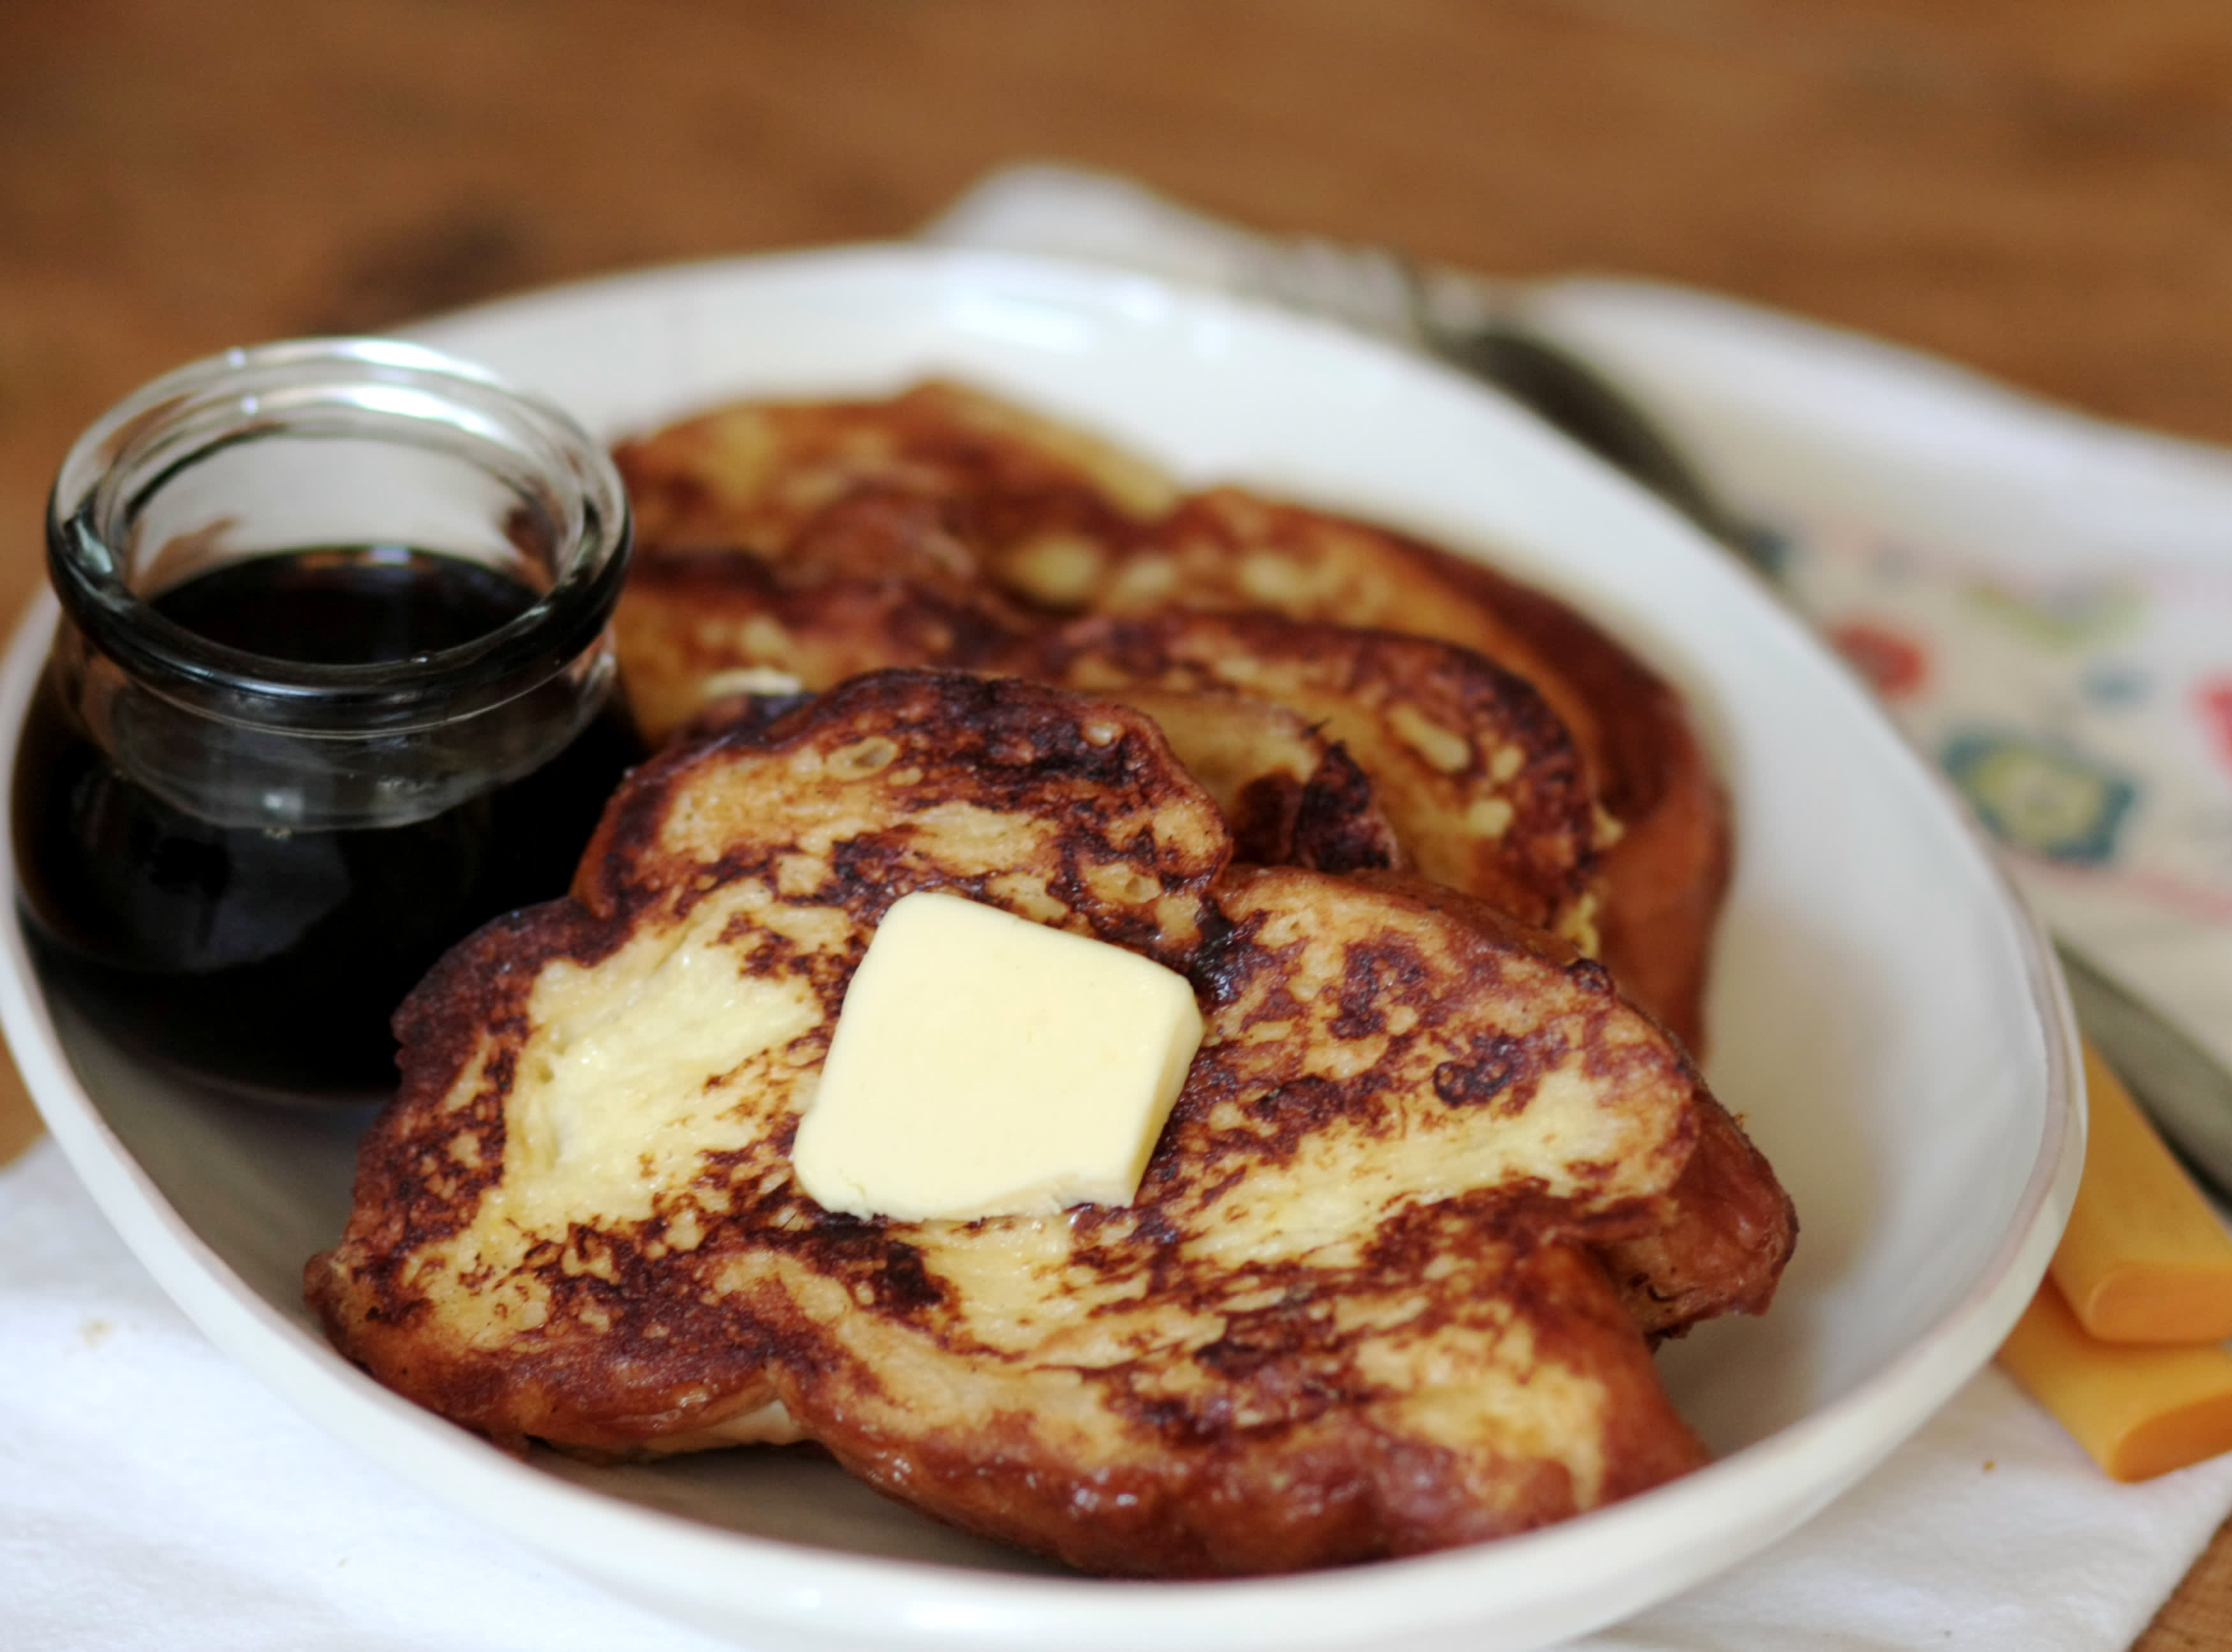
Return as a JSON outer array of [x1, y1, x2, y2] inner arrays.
[[1999, 1278, 2232, 1481], [2051, 1041, 2232, 1344]]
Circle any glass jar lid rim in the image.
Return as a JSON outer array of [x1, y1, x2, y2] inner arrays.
[[47, 336, 631, 730]]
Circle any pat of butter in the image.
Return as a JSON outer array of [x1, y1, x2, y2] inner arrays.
[[792, 891, 1204, 1221]]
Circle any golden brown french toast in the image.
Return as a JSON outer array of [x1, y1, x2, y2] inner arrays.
[[1089, 487, 1730, 1052], [616, 487, 1034, 744], [610, 385, 1729, 1051], [619, 491, 1594, 941], [1028, 610, 1604, 950], [612, 379, 1169, 598], [308, 669, 1779, 1575]]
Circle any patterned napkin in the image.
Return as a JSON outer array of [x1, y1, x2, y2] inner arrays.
[[929, 164, 2232, 1649], [1517, 276, 2232, 1083], [1782, 520, 2226, 897]]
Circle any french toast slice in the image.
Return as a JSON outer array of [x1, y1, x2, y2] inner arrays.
[[610, 385, 1727, 1051], [1090, 487, 1730, 1052], [309, 672, 1228, 1447], [1345, 873, 1794, 1340], [613, 378, 1171, 602], [307, 669, 1778, 1575], [1028, 611, 1604, 949], [659, 665, 1780, 1341], [616, 487, 1035, 744]]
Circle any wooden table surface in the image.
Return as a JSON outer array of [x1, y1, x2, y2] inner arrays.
[[3, 2, 2229, 1643]]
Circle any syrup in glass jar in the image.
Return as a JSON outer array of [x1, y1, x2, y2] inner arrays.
[[13, 341, 641, 1100]]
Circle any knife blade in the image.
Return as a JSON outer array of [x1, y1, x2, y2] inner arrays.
[[2055, 940, 2232, 1198]]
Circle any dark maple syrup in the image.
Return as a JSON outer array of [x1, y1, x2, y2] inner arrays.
[[14, 548, 642, 1099]]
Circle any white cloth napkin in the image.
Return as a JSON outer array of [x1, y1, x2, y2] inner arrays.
[[10, 168, 2232, 1651], [0, 1136, 735, 1652]]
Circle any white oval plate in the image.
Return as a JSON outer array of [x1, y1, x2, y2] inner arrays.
[[0, 246, 2080, 1652]]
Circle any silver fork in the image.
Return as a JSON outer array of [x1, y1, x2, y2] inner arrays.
[[1204, 239, 1768, 570]]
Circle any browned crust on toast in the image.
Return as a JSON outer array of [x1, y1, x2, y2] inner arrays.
[[1090, 487, 1730, 1052], [612, 388, 1729, 1052], [616, 486, 1035, 744], [1027, 609, 1602, 948], [307, 670, 1785, 1575], [612, 379, 1169, 581]]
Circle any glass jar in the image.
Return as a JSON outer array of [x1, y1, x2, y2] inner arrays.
[[13, 337, 642, 1101]]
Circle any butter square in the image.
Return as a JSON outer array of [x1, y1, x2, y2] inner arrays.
[[792, 891, 1204, 1221]]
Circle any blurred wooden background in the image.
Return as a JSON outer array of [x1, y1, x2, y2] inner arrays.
[[4, 2, 2231, 1642]]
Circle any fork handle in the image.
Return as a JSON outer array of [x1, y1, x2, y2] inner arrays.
[[1424, 321, 1779, 579]]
